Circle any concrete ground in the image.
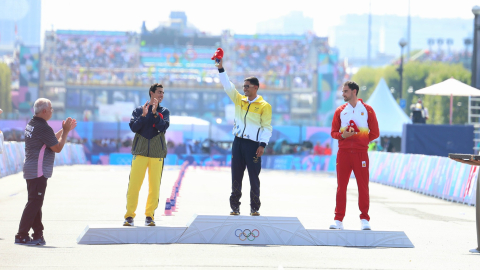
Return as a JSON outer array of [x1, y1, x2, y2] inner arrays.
[[0, 165, 478, 269]]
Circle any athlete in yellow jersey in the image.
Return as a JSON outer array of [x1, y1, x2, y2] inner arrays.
[[123, 83, 170, 226], [216, 56, 273, 216]]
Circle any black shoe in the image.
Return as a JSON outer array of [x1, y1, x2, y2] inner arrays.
[[145, 217, 155, 226], [28, 236, 46, 246], [230, 208, 240, 215], [123, 217, 134, 226], [250, 209, 260, 216], [14, 235, 32, 245]]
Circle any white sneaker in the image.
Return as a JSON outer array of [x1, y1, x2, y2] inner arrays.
[[329, 220, 344, 230], [360, 219, 371, 230]]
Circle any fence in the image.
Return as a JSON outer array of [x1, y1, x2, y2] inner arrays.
[[369, 151, 477, 206], [1, 144, 477, 206], [0, 142, 88, 178]]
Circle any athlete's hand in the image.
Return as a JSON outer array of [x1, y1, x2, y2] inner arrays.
[[141, 101, 149, 117], [256, 146, 264, 157], [217, 58, 223, 69], [343, 127, 355, 138], [151, 98, 159, 113]]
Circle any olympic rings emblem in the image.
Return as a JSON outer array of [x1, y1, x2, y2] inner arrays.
[[235, 229, 260, 241]]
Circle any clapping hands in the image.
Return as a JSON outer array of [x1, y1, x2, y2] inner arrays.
[[151, 98, 159, 112], [141, 101, 149, 117], [62, 117, 77, 132]]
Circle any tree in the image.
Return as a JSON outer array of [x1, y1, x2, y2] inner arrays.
[[0, 63, 12, 114], [352, 62, 471, 125]]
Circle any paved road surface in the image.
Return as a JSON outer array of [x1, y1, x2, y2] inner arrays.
[[0, 165, 477, 269]]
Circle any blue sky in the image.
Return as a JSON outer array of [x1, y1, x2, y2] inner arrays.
[[41, 0, 480, 36]]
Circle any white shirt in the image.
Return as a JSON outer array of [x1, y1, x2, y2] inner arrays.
[[247, 96, 259, 104]]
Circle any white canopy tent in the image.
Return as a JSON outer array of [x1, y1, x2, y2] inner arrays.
[[366, 78, 412, 137], [170, 116, 210, 126], [415, 78, 480, 124]]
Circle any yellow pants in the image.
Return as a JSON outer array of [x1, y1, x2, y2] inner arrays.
[[124, 155, 164, 219]]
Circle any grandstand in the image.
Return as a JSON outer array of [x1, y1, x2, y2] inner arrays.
[[37, 13, 343, 126], [408, 48, 472, 69]]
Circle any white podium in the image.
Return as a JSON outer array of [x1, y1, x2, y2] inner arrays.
[[77, 225, 187, 244], [77, 215, 414, 248], [306, 229, 414, 248], [177, 214, 316, 246]]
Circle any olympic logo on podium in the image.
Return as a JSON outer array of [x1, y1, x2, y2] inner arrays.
[[235, 229, 260, 241]]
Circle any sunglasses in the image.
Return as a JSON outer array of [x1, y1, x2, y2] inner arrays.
[[243, 85, 256, 89]]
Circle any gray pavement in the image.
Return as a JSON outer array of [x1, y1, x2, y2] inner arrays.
[[0, 165, 478, 269]]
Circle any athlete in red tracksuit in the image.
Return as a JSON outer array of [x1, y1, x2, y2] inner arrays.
[[330, 81, 379, 230]]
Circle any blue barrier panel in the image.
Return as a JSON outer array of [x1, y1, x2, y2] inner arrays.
[[368, 151, 477, 206]]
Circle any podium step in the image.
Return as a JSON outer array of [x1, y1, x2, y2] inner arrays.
[[177, 214, 316, 246], [306, 229, 414, 248], [77, 224, 187, 244], [76, 215, 414, 248]]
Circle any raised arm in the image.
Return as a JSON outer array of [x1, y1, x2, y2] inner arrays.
[[50, 118, 77, 153], [217, 58, 242, 104]]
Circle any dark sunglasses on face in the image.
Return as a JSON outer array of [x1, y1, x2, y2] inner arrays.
[[243, 85, 255, 89]]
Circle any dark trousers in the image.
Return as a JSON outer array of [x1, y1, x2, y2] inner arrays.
[[17, 176, 48, 238], [230, 137, 262, 211]]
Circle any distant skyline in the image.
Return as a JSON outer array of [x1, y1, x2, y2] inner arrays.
[[41, 0, 480, 38], [332, 14, 472, 60]]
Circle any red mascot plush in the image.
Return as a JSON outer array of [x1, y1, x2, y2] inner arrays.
[[348, 120, 360, 133], [211, 48, 224, 66]]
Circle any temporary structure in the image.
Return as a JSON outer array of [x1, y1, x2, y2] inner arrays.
[[366, 78, 412, 137], [415, 78, 480, 124]]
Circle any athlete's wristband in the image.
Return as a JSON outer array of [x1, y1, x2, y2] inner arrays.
[[218, 68, 225, 73], [341, 133, 345, 139]]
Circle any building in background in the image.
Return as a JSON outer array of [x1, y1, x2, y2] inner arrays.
[[330, 14, 473, 68], [37, 11, 343, 127], [256, 11, 314, 35], [0, 0, 41, 55]]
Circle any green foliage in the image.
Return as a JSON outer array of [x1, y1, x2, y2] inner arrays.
[[352, 62, 471, 125], [0, 63, 12, 114]]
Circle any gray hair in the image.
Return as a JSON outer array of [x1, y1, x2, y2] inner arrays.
[[34, 98, 51, 114]]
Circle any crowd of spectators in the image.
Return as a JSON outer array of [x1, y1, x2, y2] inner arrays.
[[52, 34, 139, 69], [44, 32, 140, 83], [399, 49, 472, 68], [231, 35, 331, 89], [42, 32, 332, 89], [232, 39, 311, 89], [419, 50, 471, 63], [60, 67, 219, 87]]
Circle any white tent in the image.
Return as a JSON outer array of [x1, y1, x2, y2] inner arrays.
[[415, 78, 480, 97], [415, 78, 480, 124], [170, 116, 209, 126], [366, 78, 412, 137]]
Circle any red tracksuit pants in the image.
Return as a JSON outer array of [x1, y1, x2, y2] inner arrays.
[[335, 149, 370, 221]]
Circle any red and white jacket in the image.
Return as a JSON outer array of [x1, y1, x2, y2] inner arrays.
[[331, 99, 380, 151]]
